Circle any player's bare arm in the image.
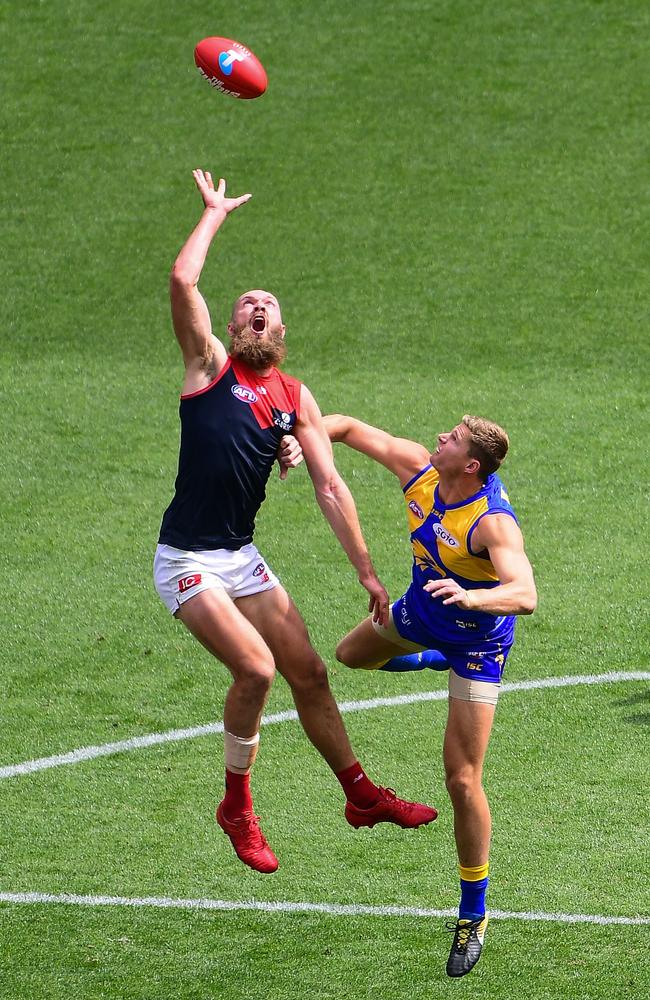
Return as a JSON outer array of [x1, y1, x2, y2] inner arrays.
[[323, 414, 430, 487], [296, 390, 389, 624], [424, 514, 537, 615], [170, 171, 251, 393]]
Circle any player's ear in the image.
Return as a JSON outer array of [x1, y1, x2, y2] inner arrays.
[[466, 457, 481, 476], [280, 324, 286, 339], [227, 322, 235, 337]]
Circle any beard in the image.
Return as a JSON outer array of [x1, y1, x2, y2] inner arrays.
[[229, 325, 287, 370]]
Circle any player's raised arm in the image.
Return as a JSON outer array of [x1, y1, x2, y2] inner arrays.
[[169, 171, 251, 390], [323, 414, 430, 487], [295, 389, 389, 625]]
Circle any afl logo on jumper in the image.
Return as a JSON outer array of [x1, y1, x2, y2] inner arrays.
[[408, 500, 425, 520], [231, 385, 258, 404]]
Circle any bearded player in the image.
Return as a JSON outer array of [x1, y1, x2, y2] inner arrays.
[[153, 170, 437, 876]]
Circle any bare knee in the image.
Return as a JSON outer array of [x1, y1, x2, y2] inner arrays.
[[233, 658, 276, 701], [285, 650, 332, 696], [335, 639, 349, 665], [445, 765, 483, 806], [335, 636, 359, 668]]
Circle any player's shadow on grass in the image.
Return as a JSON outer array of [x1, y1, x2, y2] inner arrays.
[[612, 690, 650, 726]]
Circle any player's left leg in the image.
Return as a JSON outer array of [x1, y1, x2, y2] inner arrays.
[[336, 614, 449, 672], [236, 585, 437, 829], [443, 680, 497, 977], [335, 616, 417, 669]]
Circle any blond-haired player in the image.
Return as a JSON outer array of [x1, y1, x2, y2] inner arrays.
[[323, 412, 537, 977]]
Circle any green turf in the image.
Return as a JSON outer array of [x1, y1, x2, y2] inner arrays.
[[1, 0, 649, 996]]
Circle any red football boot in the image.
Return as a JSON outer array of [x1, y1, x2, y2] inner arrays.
[[345, 787, 438, 829], [216, 803, 279, 873]]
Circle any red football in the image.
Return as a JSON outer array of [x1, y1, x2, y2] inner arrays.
[[194, 36, 267, 100]]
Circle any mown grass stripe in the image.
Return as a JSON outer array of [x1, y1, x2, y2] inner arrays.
[[1, 671, 648, 780]]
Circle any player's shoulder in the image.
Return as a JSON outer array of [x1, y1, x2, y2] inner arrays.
[[403, 461, 438, 491], [484, 472, 515, 511]]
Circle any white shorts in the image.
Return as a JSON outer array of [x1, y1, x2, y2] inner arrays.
[[153, 542, 279, 615]]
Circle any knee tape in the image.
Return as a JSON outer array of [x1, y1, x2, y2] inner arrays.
[[448, 671, 499, 706], [224, 730, 260, 773]]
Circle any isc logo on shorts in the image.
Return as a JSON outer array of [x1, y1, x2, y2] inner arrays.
[[178, 574, 202, 593]]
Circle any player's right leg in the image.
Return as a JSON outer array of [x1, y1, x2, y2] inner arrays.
[[176, 589, 279, 873], [177, 588, 275, 735], [443, 681, 496, 976], [154, 542, 280, 873]]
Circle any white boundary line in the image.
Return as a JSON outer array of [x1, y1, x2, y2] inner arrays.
[[2, 671, 649, 781], [1, 892, 648, 926]]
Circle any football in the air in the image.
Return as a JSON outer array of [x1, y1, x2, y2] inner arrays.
[[194, 36, 267, 99]]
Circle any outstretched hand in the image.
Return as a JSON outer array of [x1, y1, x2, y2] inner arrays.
[[192, 169, 252, 215]]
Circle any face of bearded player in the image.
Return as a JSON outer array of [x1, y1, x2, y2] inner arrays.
[[228, 290, 287, 371]]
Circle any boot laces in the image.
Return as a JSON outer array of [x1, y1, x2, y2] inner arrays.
[[446, 919, 479, 952], [235, 811, 268, 848]]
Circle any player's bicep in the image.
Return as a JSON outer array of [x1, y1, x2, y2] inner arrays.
[[295, 389, 338, 489], [169, 276, 227, 371], [479, 516, 534, 585]]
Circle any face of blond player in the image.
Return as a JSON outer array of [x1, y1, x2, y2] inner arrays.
[[430, 422, 481, 478]]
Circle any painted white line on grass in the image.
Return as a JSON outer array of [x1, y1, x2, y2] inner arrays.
[[1, 891, 648, 926], [1, 670, 648, 781]]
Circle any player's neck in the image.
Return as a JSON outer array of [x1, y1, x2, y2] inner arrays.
[[231, 354, 275, 378], [437, 473, 484, 506]]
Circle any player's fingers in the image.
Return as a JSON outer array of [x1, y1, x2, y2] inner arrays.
[[216, 176, 225, 194]]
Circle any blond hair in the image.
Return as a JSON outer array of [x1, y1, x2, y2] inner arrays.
[[462, 415, 509, 481]]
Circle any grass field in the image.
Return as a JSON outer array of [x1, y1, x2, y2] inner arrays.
[[1, 1, 649, 997]]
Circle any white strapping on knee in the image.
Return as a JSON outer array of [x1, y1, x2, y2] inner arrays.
[[224, 730, 260, 773], [448, 671, 500, 706]]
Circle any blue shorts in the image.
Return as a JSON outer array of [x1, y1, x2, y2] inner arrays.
[[391, 593, 511, 685]]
